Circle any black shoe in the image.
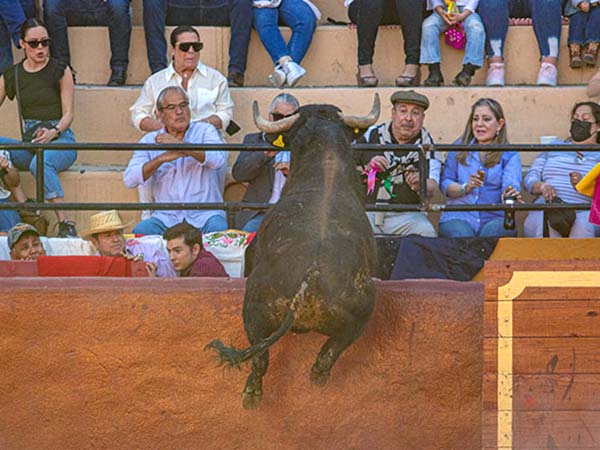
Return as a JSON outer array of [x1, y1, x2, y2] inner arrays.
[[57, 220, 78, 238], [424, 63, 444, 86], [227, 72, 244, 87], [108, 69, 127, 86], [452, 63, 478, 87]]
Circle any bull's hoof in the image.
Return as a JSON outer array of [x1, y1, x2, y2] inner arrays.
[[310, 367, 331, 387], [242, 390, 262, 409]]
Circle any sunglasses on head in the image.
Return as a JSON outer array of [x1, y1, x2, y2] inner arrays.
[[271, 112, 295, 121], [177, 42, 203, 52], [25, 38, 51, 49]]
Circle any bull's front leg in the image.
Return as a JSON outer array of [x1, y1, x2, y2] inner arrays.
[[242, 350, 269, 409]]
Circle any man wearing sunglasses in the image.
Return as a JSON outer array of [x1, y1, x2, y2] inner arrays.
[[43, 0, 132, 86], [232, 93, 299, 233], [142, 0, 252, 87], [124, 86, 229, 236], [0, 0, 36, 73]]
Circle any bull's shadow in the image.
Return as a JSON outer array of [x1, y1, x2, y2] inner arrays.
[[206, 96, 380, 409]]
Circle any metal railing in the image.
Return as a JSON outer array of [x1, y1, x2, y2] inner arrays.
[[0, 142, 596, 217]]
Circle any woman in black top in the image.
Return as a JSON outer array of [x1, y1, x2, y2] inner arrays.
[[0, 18, 77, 237]]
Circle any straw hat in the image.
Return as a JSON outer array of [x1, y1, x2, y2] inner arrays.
[[81, 210, 133, 239]]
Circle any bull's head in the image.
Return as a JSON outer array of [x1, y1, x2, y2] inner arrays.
[[252, 94, 381, 135]]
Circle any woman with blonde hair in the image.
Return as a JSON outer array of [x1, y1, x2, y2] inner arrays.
[[439, 97, 522, 237]]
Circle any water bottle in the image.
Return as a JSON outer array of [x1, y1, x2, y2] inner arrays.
[[503, 192, 516, 230]]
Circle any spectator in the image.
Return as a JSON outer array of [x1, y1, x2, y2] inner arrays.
[[7, 222, 45, 260], [164, 221, 228, 277], [253, 0, 320, 88], [524, 101, 600, 237], [232, 93, 298, 232], [142, 0, 252, 87], [81, 209, 176, 277], [355, 90, 441, 237], [347, 0, 424, 87], [439, 98, 522, 238], [0, 18, 78, 237], [478, 0, 562, 86], [421, 0, 485, 86], [0, 150, 20, 231], [130, 25, 233, 135], [124, 86, 228, 235], [0, 0, 36, 74], [587, 66, 600, 97], [43, 0, 131, 86], [565, 0, 600, 68]]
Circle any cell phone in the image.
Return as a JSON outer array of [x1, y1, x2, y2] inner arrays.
[[226, 120, 241, 136]]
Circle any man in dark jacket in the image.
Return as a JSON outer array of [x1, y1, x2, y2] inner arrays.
[[232, 93, 299, 232]]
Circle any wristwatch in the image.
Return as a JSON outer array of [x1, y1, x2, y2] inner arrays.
[[51, 125, 61, 136]]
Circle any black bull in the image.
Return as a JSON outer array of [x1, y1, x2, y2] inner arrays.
[[207, 97, 381, 409]]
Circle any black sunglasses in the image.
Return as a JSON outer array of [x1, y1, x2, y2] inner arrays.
[[271, 112, 295, 121], [25, 38, 51, 49], [177, 42, 203, 52]]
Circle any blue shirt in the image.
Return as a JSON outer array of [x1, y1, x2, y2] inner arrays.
[[123, 121, 227, 229], [440, 150, 522, 231]]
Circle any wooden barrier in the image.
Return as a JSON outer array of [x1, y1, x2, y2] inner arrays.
[[0, 278, 482, 450], [483, 261, 600, 450]]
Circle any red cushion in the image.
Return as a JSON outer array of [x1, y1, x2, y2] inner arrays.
[[37, 256, 139, 277]]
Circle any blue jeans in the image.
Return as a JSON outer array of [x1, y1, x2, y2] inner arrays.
[[0, 197, 20, 232], [253, 0, 317, 65], [133, 214, 228, 235], [242, 213, 264, 233], [568, 9, 600, 45], [43, 0, 131, 70], [439, 218, 517, 238], [478, 0, 562, 58], [0, 0, 35, 73], [1, 122, 77, 200], [143, 0, 252, 74], [420, 7, 485, 67]]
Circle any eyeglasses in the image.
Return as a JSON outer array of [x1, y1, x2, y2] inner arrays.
[[176, 42, 203, 52], [161, 101, 190, 112], [25, 38, 51, 49], [271, 112, 295, 121]]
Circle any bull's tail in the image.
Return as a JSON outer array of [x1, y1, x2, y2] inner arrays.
[[205, 281, 309, 368]]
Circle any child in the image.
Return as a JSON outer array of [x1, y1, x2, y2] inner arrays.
[[420, 0, 485, 86], [565, 0, 600, 68]]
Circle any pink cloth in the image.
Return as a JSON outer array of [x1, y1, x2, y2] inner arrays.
[[590, 177, 600, 226]]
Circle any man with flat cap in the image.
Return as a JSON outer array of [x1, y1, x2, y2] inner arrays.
[[355, 90, 441, 237], [7, 223, 46, 261]]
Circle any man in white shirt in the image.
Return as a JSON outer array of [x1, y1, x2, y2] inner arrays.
[[130, 25, 234, 135], [124, 86, 228, 235]]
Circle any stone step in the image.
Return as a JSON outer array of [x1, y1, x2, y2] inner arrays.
[[0, 85, 588, 167], [12, 25, 597, 87]]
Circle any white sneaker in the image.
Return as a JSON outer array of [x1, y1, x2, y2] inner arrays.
[[485, 62, 505, 86], [282, 61, 306, 87], [537, 61, 558, 86], [268, 65, 286, 88]]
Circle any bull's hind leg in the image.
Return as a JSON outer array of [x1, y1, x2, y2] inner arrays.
[[242, 350, 269, 409], [310, 326, 363, 386]]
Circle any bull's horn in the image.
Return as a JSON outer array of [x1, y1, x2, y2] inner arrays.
[[339, 93, 381, 129], [252, 101, 299, 134]]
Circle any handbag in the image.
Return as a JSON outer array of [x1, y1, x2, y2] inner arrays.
[[14, 63, 58, 145], [543, 196, 576, 238]]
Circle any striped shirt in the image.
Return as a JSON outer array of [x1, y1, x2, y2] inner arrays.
[[524, 146, 600, 204]]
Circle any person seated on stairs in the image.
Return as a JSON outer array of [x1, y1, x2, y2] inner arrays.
[[565, 0, 600, 69], [346, 0, 424, 87], [43, 0, 132, 86], [7, 222, 45, 260], [420, 0, 485, 87], [0, 151, 21, 232], [253, 0, 320, 88], [478, 0, 562, 87], [142, 0, 252, 87]]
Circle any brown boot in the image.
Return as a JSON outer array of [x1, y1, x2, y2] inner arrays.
[[583, 42, 599, 66], [569, 43, 583, 68]]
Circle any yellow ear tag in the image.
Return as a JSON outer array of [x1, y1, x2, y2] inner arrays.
[[273, 134, 285, 148], [354, 128, 360, 134]]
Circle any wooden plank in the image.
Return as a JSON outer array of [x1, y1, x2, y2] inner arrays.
[[483, 410, 600, 449], [484, 260, 600, 301], [484, 300, 600, 338], [484, 337, 600, 375], [483, 374, 600, 411]]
